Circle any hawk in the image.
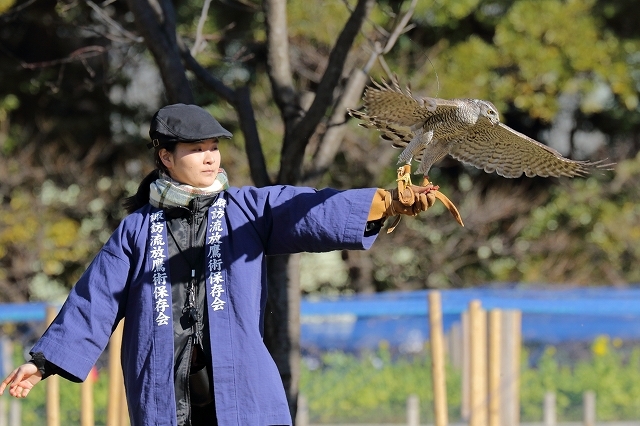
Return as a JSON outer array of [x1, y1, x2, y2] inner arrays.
[[348, 77, 611, 185]]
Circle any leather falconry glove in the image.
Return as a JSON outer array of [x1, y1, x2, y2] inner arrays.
[[368, 186, 436, 222], [368, 165, 464, 233]]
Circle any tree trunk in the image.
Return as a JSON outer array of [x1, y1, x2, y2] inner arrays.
[[264, 253, 301, 422], [343, 249, 375, 293], [125, 0, 194, 104]]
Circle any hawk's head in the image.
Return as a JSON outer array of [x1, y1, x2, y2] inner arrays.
[[478, 100, 500, 126]]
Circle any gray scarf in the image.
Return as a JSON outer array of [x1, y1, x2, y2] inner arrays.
[[149, 170, 229, 209]]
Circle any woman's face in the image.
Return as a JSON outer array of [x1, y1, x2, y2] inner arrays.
[[159, 139, 220, 188]]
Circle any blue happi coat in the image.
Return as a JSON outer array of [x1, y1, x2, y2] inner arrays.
[[32, 185, 380, 426]]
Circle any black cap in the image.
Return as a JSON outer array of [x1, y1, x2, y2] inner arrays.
[[147, 103, 233, 149]]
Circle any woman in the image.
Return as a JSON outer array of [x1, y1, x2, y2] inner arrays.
[[0, 104, 435, 425]]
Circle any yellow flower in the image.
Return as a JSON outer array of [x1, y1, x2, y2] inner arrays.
[[592, 335, 609, 357]]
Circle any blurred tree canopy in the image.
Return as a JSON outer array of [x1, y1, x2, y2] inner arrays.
[[1, 0, 639, 296], [1, 0, 640, 417]]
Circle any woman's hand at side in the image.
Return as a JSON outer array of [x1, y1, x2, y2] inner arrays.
[[0, 362, 42, 398]]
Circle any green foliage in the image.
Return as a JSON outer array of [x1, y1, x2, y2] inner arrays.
[[300, 343, 461, 423], [419, 0, 640, 120], [413, 0, 481, 26], [288, 0, 351, 47], [8, 343, 110, 426], [0, 178, 129, 301], [520, 337, 640, 421], [334, 0, 640, 290], [18, 370, 111, 426], [0, 94, 19, 155], [301, 338, 640, 423], [10, 337, 640, 423], [508, 153, 640, 284], [366, 151, 640, 289]]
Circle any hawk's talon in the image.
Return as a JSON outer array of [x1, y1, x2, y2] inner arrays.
[[396, 165, 413, 187], [386, 215, 403, 234], [388, 164, 465, 229], [396, 165, 415, 206]]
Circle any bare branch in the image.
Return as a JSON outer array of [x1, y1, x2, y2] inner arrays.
[[76, 23, 143, 44], [264, 0, 296, 117], [381, 0, 417, 55], [44, 64, 65, 94], [20, 46, 106, 69], [86, 0, 144, 43], [177, 37, 234, 101], [235, 86, 273, 187], [377, 53, 394, 80], [303, 69, 369, 183], [191, 0, 213, 56], [125, 0, 193, 103], [277, 0, 375, 184], [146, 0, 164, 23], [303, 0, 418, 184], [178, 39, 272, 187]]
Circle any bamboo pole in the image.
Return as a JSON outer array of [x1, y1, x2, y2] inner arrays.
[[80, 368, 94, 426], [449, 322, 462, 370], [0, 393, 5, 426], [0, 337, 9, 426], [544, 391, 556, 426], [7, 401, 18, 426], [119, 374, 129, 426], [583, 391, 596, 426], [511, 311, 522, 426], [407, 394, 420, 426], [296, 394, 309, 426], [501, 310, 522, 426], [488, 309, 502, 426], [469, 300, 487, 426], [480, 306, 488, 425], [428, 291, 448, 426], [45, 306, 60, 426], [461, 310, 470, 421], [107, 320, 124, 426], [500, 312, 512, 425], [1, 338, 20, 426]]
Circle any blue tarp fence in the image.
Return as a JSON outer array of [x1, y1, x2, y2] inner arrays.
[[300, 286, 640, 351], [0, 302, 49, 324], [2, 287, 640, 352]]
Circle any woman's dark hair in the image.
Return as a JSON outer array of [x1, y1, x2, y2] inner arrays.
[[122, 142, 178, 214]]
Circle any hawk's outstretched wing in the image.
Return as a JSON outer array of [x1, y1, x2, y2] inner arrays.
[[449, 123, 611, 178], [360, 77, 458, 127]]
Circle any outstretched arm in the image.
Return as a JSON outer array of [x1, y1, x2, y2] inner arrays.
[[0, 363, 42, 398]]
